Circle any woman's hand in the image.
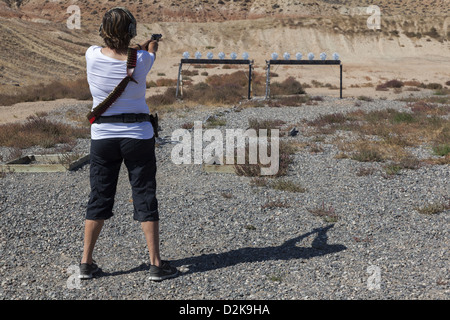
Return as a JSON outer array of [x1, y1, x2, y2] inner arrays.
[[134, 39, 158, 51], [146, 40, 158, 54], [133, 39, 158, 60]]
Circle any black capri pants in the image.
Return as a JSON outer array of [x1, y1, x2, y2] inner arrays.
[[86, 137, 158, 222]]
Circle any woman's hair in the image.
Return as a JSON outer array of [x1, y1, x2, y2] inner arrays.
[[99, 7, 136, 51]]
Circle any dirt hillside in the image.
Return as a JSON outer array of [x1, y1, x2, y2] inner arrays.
[[0, 0, 449, 96]]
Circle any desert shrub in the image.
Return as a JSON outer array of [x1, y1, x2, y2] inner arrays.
[[270, 77, 305, 96], [308, 112, 349, 127], [425, 27, 440, 39], [397, 155, 421, 169], [206, 71, 248, 87], [0, 78, 91, 106], [426, 83, 443, 90], [357, 95, 373, 101], [408, 101, 448, 115], [404, 31, 422, 39], [433, 144, 450, 156], [356, 167, 376, 176], [391, 111, 415, 123], [146, 80, 157, 88], [303, 104, 450, 165], [434, 88, 450, 96], [404, 80, 422, 87], [235, 140, 295, 178], [184, 82, 245, 105], [416, 201, 450, 215], [306, 112, 357, 134], [181, 122, 194, 129], [155, 78, 178, 87], [182, 71, 254, 105], [182, 70, 199, 76], [383, 163, 402, 176], [375, 79, 404, 91], [308, 201, 339, 222], [375, 84, 389, 91], [0, 115, 90, 149], [363, 108, 398, 123], [351, 147, 384, 162], [311, 80, 323, 88], [204, 116, 226, 128], [384, 79, 404, 88], [146, 87, 177, 107]]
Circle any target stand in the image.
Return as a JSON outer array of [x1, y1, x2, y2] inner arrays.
[[265, 59, 343, 99], [176, 59, 254, 100]]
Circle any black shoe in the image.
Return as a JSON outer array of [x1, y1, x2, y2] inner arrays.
[[149, 261, 179, 281], [79, 262, 99, 280]]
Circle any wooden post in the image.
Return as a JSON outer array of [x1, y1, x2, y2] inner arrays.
[[340, 63, 343, 99], [176, 62, 183, 98], [265, 61, 270, 100], [248, 61, 253, 99]]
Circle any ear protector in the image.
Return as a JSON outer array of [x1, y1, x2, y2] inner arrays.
[[99, 7, 137, 39]]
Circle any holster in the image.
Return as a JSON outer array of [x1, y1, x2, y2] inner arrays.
[[150, 113, 159, 138]]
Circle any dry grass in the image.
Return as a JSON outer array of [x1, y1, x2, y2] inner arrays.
[[408, 101, 450, 116], [181, 122, 194, 130], [308, 103, 449, 165], [0, 78, 91, 106], [308, 201, 339, 222], [433, 144, 450, 156], [415, 200, 450, 215], [179, 71, 306, 106], [234, 140, 296, 178], [382, 154, 421, 177], [183, 71, 259, 105], [183, 80, 246, 105], [146, 87, 177, 108], [1, 69, 303, 111], [146, 71, 308, 110], [404, 80, 422, 87], [0, 114, 90, 149], [270, 77, 306, 96], [155, 78, 178, 87], [204, 116, 227, 128], [221, 192, 233, 199], [249, 177, 269, 187], [376, 79, 404, 91], [356, 167, 377, 176], [350, 144, 385, 162]]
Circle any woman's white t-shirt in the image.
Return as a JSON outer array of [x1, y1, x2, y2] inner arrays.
[[86, 45, 155, 140]]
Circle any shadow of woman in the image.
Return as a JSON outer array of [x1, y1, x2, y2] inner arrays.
[[173, 224, 346, 275], [96, 224, 346, 278]]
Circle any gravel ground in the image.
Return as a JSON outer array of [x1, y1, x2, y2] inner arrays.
[[0, 96, 448, 300]]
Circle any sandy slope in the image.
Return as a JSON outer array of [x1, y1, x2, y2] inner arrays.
[[0, 2, 449, 123]]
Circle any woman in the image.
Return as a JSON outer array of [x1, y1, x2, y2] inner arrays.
[[79, 7, 178, 281]]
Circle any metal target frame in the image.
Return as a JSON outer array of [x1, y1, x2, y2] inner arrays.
[[174, 56, 343, 100], [175, 58, 254, 100], [265, 59, 343, 99]]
